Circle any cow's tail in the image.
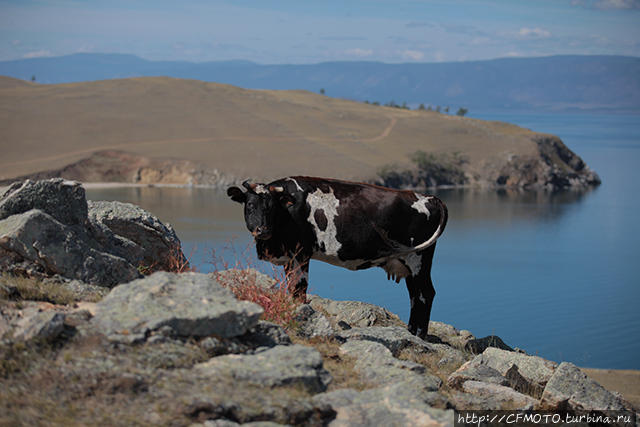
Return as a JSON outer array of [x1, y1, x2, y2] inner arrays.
[[373, 197, 448, 255], [410, 196, 448, 252]]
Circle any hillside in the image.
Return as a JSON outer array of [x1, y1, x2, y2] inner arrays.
[[0, 76, 599, 190], [1, 53, 639, 112]]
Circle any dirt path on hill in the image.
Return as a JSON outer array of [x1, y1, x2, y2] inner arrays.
[[363, 116, 397, 142]]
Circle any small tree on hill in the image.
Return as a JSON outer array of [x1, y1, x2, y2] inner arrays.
[[456, 107, 468, 117], [319, 88, 325, 95]]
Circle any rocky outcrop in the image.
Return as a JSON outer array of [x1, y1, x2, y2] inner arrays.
[[0, 179, 187, 286], [308, 294, 405, 328], [195, 344, 331, 393], [90, 272, 264, 344], [0, 150, 237, 188], [1, 269, 637, 426], [541, 362, 632, 411], [375, 135, 600, 191], [492, 135, 601, 191], [0, 182, 634, 425]]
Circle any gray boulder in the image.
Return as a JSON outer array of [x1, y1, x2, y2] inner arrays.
[[0, 209, 140, 285], [194, 344, 331, 394], [428, 321, 475, 348], [295, 304, 334, 338], [88, 200, 184, 272], [308, 295, 404, 328], [460, 381, 539, 410], [90, 272, 263, 343], [242, 321, 292, 348], [196, 421, 287, 427], [335, 325, 435, 356], [541, 362, 631, 411], [0, 178, 187, 286], [340, 340, 441, 391], [462, 347, 557, 396], [0, 179, 87, 225], [313, 385, 453, 427], [465, 335, 514, 354], [12, 309, 65, 342], [448, 362, 510, 390]]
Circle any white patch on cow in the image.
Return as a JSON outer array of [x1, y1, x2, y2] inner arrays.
[[419, 294, 426, 304], [286, 177, 303, 192], [254, 184, 269, 194], [411, 193, 432, 219], [307, 188, 341, 256], [403, 252, 423, 277]]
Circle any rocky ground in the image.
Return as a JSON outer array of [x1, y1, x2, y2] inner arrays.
[[0, 179, 636, 426]]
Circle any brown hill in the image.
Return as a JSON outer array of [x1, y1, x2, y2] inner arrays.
[[0, 75, 599, 189]]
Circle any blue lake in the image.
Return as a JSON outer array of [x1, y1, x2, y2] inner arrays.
[[86, 112, 640, 370]]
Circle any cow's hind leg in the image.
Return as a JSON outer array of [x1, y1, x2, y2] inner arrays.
[[405, 244, 436, 340], [284, 256, 310, 302]]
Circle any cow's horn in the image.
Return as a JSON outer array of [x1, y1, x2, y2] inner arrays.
[[269, 186, 284, 193], [242, 180, 257, 191]]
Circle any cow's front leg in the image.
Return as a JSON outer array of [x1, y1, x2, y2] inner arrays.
[[284, 256, 310, 302], [404, 246, 436, 340]]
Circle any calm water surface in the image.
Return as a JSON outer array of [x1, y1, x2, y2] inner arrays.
[[86, 112, 640, 369]]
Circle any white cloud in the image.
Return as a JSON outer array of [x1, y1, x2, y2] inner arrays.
[[571, 0, 640, 8], [401, 49, 425, 61], [595, 0, 640, 8], [345, 48, 373, 58], [22, 50, 52, 59], [518, 27, 551, 38]]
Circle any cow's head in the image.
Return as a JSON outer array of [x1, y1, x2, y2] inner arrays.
[[227, 180, 294, 240]]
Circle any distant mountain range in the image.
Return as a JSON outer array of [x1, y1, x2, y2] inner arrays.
[[1, 53, 639, 112]]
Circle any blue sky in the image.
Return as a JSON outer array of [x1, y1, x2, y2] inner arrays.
[[1, 0, 639, 63]]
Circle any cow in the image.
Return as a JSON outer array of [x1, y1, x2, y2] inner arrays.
[[226, 176, 448, 339]]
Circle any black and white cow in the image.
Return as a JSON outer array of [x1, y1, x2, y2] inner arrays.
[[227, 176, 448, 338]]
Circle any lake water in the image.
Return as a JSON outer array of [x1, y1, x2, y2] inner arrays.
[[85, 112, 640, 370]]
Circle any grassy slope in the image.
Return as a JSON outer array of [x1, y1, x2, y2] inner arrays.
[[0, 75, 538, 183]]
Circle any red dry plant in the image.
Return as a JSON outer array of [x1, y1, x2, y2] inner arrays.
[[211, 240, 303, 330]]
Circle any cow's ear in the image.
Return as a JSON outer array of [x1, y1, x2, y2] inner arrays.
[[227, 186, 246, 204]]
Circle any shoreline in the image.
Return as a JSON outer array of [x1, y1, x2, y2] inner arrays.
[[2, 179, 639, 401]]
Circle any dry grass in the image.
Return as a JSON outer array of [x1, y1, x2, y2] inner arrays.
[[0, 274, 104, 305], [397, 347, 467, 384], [292, 335, 371, 392], [0, 75, 538, 184], [138, 244, 197, 275]]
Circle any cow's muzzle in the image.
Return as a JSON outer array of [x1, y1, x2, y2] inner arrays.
[[251, 227, 272, 240]]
